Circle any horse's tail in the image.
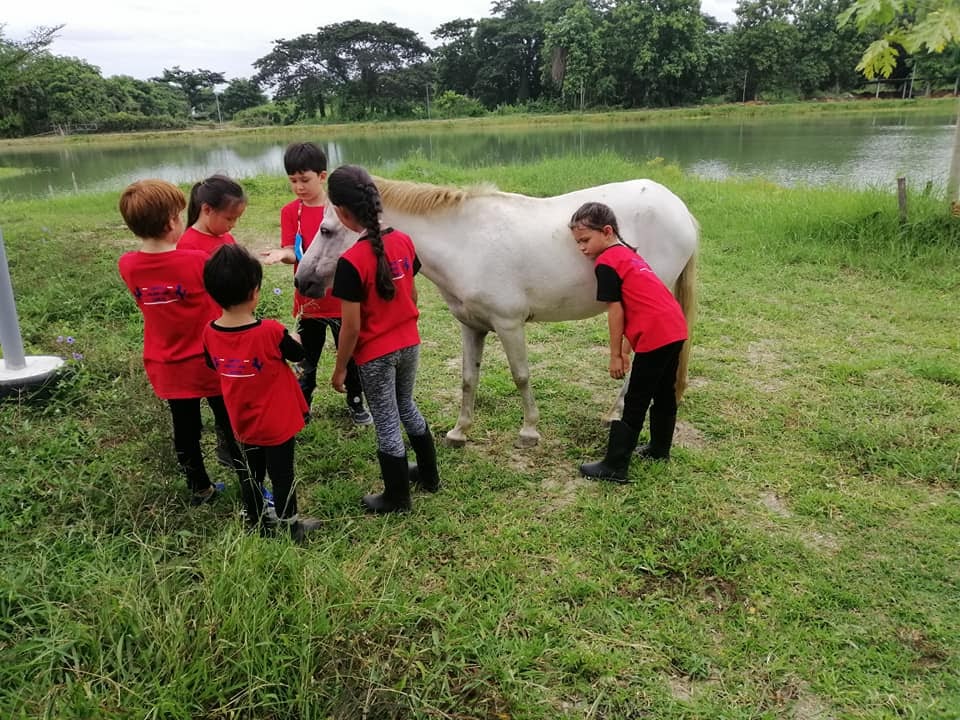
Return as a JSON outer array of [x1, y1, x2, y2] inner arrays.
[[673, 223, 698, 402]]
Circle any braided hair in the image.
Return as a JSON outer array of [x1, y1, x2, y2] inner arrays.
[[327, 165, 395, 301]]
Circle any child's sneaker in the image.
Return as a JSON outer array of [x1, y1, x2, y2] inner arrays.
[[347, 398, 373, 426]]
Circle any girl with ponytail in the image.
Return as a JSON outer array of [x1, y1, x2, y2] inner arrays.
[[178, 174, 247, 256], [328, 165, 441, 514]]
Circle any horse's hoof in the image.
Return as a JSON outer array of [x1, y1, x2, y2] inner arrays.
[[515, 432, 540, 449], [444, 430, 467, 448]]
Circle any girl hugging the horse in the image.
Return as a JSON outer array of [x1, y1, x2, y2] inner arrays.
[[570, 201, 688, 483]]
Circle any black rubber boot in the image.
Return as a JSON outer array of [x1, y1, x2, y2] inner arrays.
[[580, 420, 640, 483], [635, 408, 675, 461], [214, 423, 236, 468], [363, 451, 412, 514], [408, 427, 440, 493]]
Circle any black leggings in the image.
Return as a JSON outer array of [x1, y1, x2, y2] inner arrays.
[[167, 396, 235, 493], [297, 317, 363, 407], [238, 437, 298, 521], [621, 341, 684, 432]]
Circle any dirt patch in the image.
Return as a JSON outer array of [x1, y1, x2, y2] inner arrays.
[[760, 490, 793, 517], [674, 420, 707, 450], [747, 339, 790, 392], [789, 684, 835, 720]]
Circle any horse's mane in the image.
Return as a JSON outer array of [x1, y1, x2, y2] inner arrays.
[[373, 176, 499, 215]]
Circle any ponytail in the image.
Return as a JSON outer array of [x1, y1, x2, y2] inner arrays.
[[328, 165, 395, 301], [186, 175, 246, 228], [187, 181, 203, 227]]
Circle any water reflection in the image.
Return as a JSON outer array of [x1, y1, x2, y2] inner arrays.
[[0, 112, 955, 199]]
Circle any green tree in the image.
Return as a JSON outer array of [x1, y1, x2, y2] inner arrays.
[[254, 20, 431, 120], [0, 24, 61, 136], [152, 66, 225, 116], [474, 0, 547, 108], [433, 19, 482, 96], [793, 0, 863, 96], [731, 0, 802, 100], [218, 78, 266, 119], [543, 0, 604, 108]]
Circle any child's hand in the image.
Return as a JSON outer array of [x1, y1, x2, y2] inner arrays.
[[331, 367, 347, 393], [260, 248, 291, 265], [609, 355, 627, 380], [288, 330, 301, 344]]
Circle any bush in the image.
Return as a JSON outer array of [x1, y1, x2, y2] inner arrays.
[[96, 113, 188, 133], [432, 91, 486, 119], [233, 101, 298, 127]]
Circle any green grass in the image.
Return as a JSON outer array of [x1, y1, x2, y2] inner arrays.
[[1, 155, 958, 718]]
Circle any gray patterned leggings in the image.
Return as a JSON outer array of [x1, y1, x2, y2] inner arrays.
[[358, 344, 427, 457]]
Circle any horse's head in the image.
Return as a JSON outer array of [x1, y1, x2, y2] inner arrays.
[[293, 206, 362, 298]]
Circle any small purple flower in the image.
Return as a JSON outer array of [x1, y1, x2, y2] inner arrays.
[[66, 336, 75, 344], [273, 287, 282, 295], [72, 352, 83, 361], [56, 335, 65, 343]]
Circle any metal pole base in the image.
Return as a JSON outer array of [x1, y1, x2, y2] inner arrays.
[[0, 355, 65, 392]]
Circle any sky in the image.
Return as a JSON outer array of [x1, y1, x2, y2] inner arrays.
[[5, 1, 739, 83]]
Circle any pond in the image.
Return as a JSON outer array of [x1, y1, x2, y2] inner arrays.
[[0, 111, 955, 200]]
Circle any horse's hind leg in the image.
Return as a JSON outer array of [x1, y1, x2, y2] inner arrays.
[[445, 323, 487, 447], [493, 320, 540, 448]]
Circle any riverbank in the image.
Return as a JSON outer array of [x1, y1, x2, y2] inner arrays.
[[1, 96, 956, 150], [1, 157, 958, 718]]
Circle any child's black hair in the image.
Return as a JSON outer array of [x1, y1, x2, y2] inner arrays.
[[327, 165, 395, 301], [283, 142, 327, 175], [187, 174, 246, 227], [204, 244, 263, 309], [569, 201, 622, 239]]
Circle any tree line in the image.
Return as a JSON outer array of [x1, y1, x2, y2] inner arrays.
[[2, 0, 958, 138]]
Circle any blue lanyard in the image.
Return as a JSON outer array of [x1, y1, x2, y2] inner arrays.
[[293, 200, 304, 262]]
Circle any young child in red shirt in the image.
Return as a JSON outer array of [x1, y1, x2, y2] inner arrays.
[[569, 201, 688, 482], [202, 244, 322, 543], [327, 164, 440, 514], [260, 142, 371, 426], [117, 179, 244, 505], [177, 175, 246, 256], [177, 174, 247, 465]]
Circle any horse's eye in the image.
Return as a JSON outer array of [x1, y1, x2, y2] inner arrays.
[[320, 227, 332, 237]]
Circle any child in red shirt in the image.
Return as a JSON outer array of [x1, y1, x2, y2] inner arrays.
[[177, 175, 246, 256], [117, 179, 244, 505], [176, 174, 247, 465], [202, 244, 321, 543], [328, 164, 441, 514], [570, 201, 688, 482], [261, 143, 371, 426]]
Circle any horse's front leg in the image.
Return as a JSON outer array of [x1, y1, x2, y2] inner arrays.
[[492, 320, 540, 448], [446, 323, 488, 447]]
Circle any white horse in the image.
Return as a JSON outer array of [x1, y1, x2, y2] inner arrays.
[[295, 176, 698, 448]]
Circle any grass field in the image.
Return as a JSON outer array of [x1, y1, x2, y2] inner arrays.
[[1, 155, 958, 718]]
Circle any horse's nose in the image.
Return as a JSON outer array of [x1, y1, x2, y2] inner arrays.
[[293, 277, 301, 291]]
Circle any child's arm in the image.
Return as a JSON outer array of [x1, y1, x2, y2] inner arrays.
[[607, 301, 628, 380], [260, 246, 295, 265], [331, 301, 361, 393], [279, 330, 305, 362]]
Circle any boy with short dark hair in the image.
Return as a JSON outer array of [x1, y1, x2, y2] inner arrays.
[[203, 244, 321, 543], [117, 179, 244, 505], [260, 141, 371, 426]]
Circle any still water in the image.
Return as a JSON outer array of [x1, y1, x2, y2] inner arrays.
[[0, 112, 955, 200]]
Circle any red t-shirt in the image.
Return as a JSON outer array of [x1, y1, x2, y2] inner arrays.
[[202, 319, 308, 446], [177, 226, 236, 256], [595, 244, 688, 353], [117, 249, 222, 399], [280, 200, 340, 319], [332, 229, 420, 365]]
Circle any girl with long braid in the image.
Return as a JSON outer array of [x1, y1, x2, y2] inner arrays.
[[327, 165, 440, 513]]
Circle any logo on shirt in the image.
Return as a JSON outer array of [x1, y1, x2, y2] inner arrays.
[[212, 355, 264, 378], [389, 257, 411, 280], [135, 284, 187, 305]]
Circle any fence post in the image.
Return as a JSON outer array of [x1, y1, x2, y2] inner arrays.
[[897, 177, 908, 224]]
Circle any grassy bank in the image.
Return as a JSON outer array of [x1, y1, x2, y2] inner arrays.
[[1, 96, 956, 150], [1, 156, 958, 719]]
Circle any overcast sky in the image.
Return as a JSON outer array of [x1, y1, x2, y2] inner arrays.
[[6, 1, 739, 82]]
